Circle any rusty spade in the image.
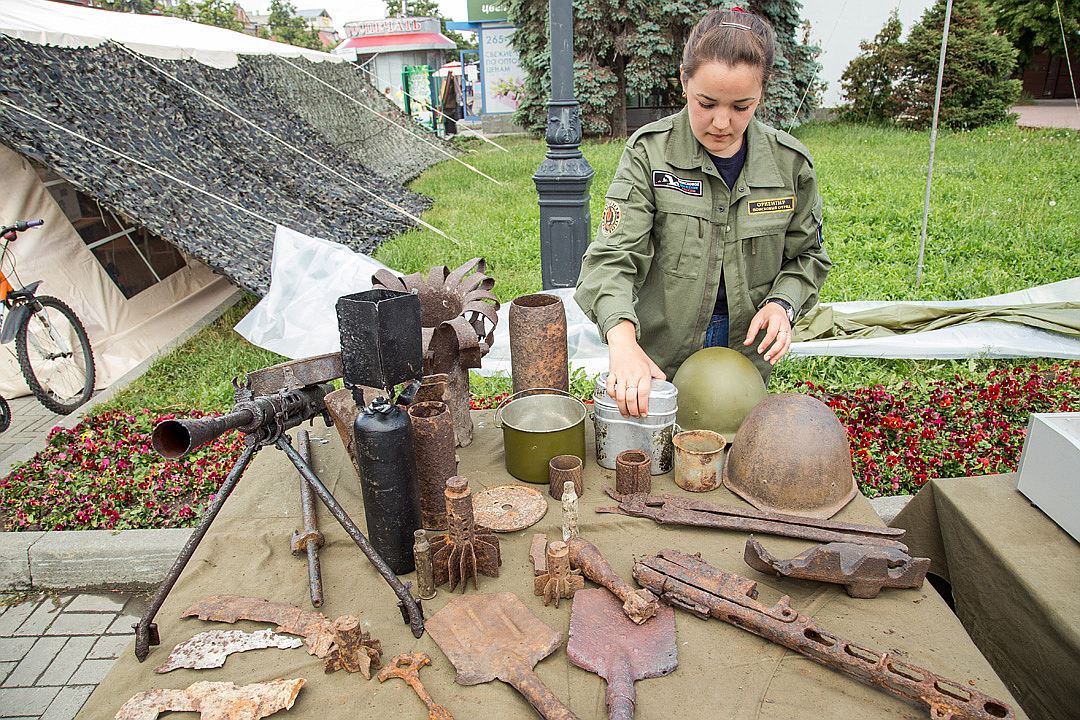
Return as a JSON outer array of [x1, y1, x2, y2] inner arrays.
[[567, 588, 677, 720], [378, 652, 454, 720]]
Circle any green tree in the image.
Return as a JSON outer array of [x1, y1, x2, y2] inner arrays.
[[98, 0, 158, 12], [749, 0, 823, 127], [160, 0, 241, 32], [989, 0, 1080, 66], [838, 10, 904, 123], [895, 0, 1020, 129], [385, 0, 474, 51], [267, 0, 323, 50]]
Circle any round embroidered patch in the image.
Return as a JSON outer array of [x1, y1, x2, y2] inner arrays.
[[601, 200, 622, 237]]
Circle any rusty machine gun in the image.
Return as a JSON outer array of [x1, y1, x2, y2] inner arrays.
[[633, 550, 1014, 720], [133, 353, 425, 662]]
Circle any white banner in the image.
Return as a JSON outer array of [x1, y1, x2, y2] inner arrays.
[[481, 27, 524, 114]]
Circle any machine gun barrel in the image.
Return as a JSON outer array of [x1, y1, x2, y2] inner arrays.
[[153, 409, 255, 459]]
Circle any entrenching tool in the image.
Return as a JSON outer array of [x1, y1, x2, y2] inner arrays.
[[633, 550, 1016, 720], [566, 589, 677, 720], [378, 652, 454, 720], [743, 537, 931, 598], [426, 592, 579, 720]]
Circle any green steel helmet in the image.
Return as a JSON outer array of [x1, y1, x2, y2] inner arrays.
[[722, 392, 858, 519], [673, 347, 767, 439]]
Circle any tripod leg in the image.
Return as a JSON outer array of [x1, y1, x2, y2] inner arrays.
[[276, 435, 425, 638], [133, 442, 258, 661]]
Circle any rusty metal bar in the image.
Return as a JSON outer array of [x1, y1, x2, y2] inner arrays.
[[633, 550, 1014, 720], [292, 430, 324, 608]]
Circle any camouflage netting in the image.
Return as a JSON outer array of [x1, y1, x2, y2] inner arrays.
[[0, 37, 453, 294]]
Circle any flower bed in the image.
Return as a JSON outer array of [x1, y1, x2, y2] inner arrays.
[[0, 409, 244, 532], [804, 362, 1080, 497], [2, 362, 1076, 531]]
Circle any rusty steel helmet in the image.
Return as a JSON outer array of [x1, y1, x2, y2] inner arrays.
[[722, 392, 857, 519], [673, 347, 767, 439]]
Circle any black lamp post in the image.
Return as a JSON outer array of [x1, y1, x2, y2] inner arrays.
[[532, 0, 594, 289]]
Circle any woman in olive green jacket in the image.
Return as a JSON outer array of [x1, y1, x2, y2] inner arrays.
[[575, 7, 830, 417]]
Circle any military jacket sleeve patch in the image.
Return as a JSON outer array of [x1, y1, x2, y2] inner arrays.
[[747, 196, 796, 215], [652, 170, 703, 197], [600, 199, 622, 236]]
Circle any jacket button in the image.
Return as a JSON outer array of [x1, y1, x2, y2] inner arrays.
[[725, 225, 731, 232], [717, 206, 725, 213]]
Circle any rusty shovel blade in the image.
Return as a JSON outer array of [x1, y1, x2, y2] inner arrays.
[[567, 589, 677, 720]]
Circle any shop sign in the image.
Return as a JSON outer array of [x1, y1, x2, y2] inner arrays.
[[344, 17, 440, 38], [467, 0, 509, 22], [482, 27, 524, 114]]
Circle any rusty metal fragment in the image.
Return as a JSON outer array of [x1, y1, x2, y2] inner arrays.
[[373, 259, 500, 447], [530, 533, 549, 575], [509, 293, 569, 394], [744, 537, 931, 598], [181, 596, 382, 677], [246, 352, 343, 395], [416, 373, 450, 403], [427, 592, 579, 720], [562, 482, 579, 542], [115, 678, 305, 720], [548, 454, 583, 500], [378, 652, 454, 720], [633, 550, 1015, 720], [409, 400, 458, 529], [567, 588, 677, 720], [414, 529, 437, 600], [473, 484, 547, 532], [615, 450, 651, 496], [597, 487, 909, 551], [430, 476, 501, 592], [292, 430, 325, 608], [567, 537, 658, 625], [154, 629, 303, 673], [534, 540, 584, 608]]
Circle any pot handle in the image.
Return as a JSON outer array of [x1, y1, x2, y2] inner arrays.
[[493, 387, 575, 428]]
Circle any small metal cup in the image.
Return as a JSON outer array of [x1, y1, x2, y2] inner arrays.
[[673, 430, 728, 492], [549, 454, 583, 500]]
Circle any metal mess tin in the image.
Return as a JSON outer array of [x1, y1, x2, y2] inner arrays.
[[592, 373, 678, 474]]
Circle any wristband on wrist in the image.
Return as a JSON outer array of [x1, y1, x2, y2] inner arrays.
[[767, 298, 795, 324]]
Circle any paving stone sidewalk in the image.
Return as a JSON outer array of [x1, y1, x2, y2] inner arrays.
[[0, 398, 63, 471], [0, 592, 144, 719]]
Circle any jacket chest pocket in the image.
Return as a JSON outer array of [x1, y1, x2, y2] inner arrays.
[[736, 219, 788, 290], [652, 203, 711, 279]]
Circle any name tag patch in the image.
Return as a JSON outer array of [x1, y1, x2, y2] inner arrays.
[[652, 170, 703, 197], [747, 196, 795, 215]]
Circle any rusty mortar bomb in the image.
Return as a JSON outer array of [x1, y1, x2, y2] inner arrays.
[[429, 476, 501, 592]]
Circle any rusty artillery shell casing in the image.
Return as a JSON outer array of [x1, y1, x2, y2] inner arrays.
[[616, 449, 652, 495], [408, 400, 458, 530], [549, 454, 583, 500], [508, 293, 569, 394], [413, 529, 437, 600]]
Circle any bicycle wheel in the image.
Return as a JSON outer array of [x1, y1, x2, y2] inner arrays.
[[15, 295, 96, 414], [0, 395, 9, 433]]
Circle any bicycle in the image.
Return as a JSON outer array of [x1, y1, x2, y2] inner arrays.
[[0, 219, 95, 414]]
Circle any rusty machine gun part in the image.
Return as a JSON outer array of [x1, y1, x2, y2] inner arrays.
[[115, 678, 306, 720], [534, 540, 584, 608], [372, 259, 500, 448], [427, 592, 579, 720], [182, 595, 383, 678], [567, 588, 677, 720], [633, 550, 1015, 720], [134, 356, 425, 663], [597, 488, 909, 551], [154, 629, 304, 674], [744, 537, 931, 599], [378, 652, 455, 720], [414, 529, 437, 600], [615, 450, 652, 496], [291, 429, 325, 608], [567, 537, 658, 625], [430, 476, 501, 592]]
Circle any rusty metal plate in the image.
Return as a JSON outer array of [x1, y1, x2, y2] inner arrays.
[[472, 485, 547, 532], [155, 629, 303, 673], [246, 353, 343, 394], [115, 678, 305, 719]]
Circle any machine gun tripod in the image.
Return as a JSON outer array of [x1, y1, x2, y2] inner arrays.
[[132, 354, 425, 662]]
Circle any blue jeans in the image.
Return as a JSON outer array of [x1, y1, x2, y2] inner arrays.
[[704, 313, 729, 348]]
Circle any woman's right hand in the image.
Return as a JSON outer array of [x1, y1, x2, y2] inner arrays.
[[605, 320, 666, 417]]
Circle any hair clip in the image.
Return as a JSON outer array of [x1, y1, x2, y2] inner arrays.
[[719, 20, 752, 30]]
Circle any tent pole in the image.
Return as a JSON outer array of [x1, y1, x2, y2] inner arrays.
[[916, 0, 953, 288]]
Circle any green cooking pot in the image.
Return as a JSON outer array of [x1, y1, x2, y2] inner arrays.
[[495, 389, 587, 484]]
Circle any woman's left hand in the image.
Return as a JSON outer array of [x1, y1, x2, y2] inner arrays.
[[743, 302, 792, 365]]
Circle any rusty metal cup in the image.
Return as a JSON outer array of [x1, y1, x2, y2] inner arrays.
[[673, 429, 727, 492], [549, 454, 583, 500]]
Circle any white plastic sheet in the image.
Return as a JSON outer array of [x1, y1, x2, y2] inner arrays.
[[236, 228, 1080, 366]]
